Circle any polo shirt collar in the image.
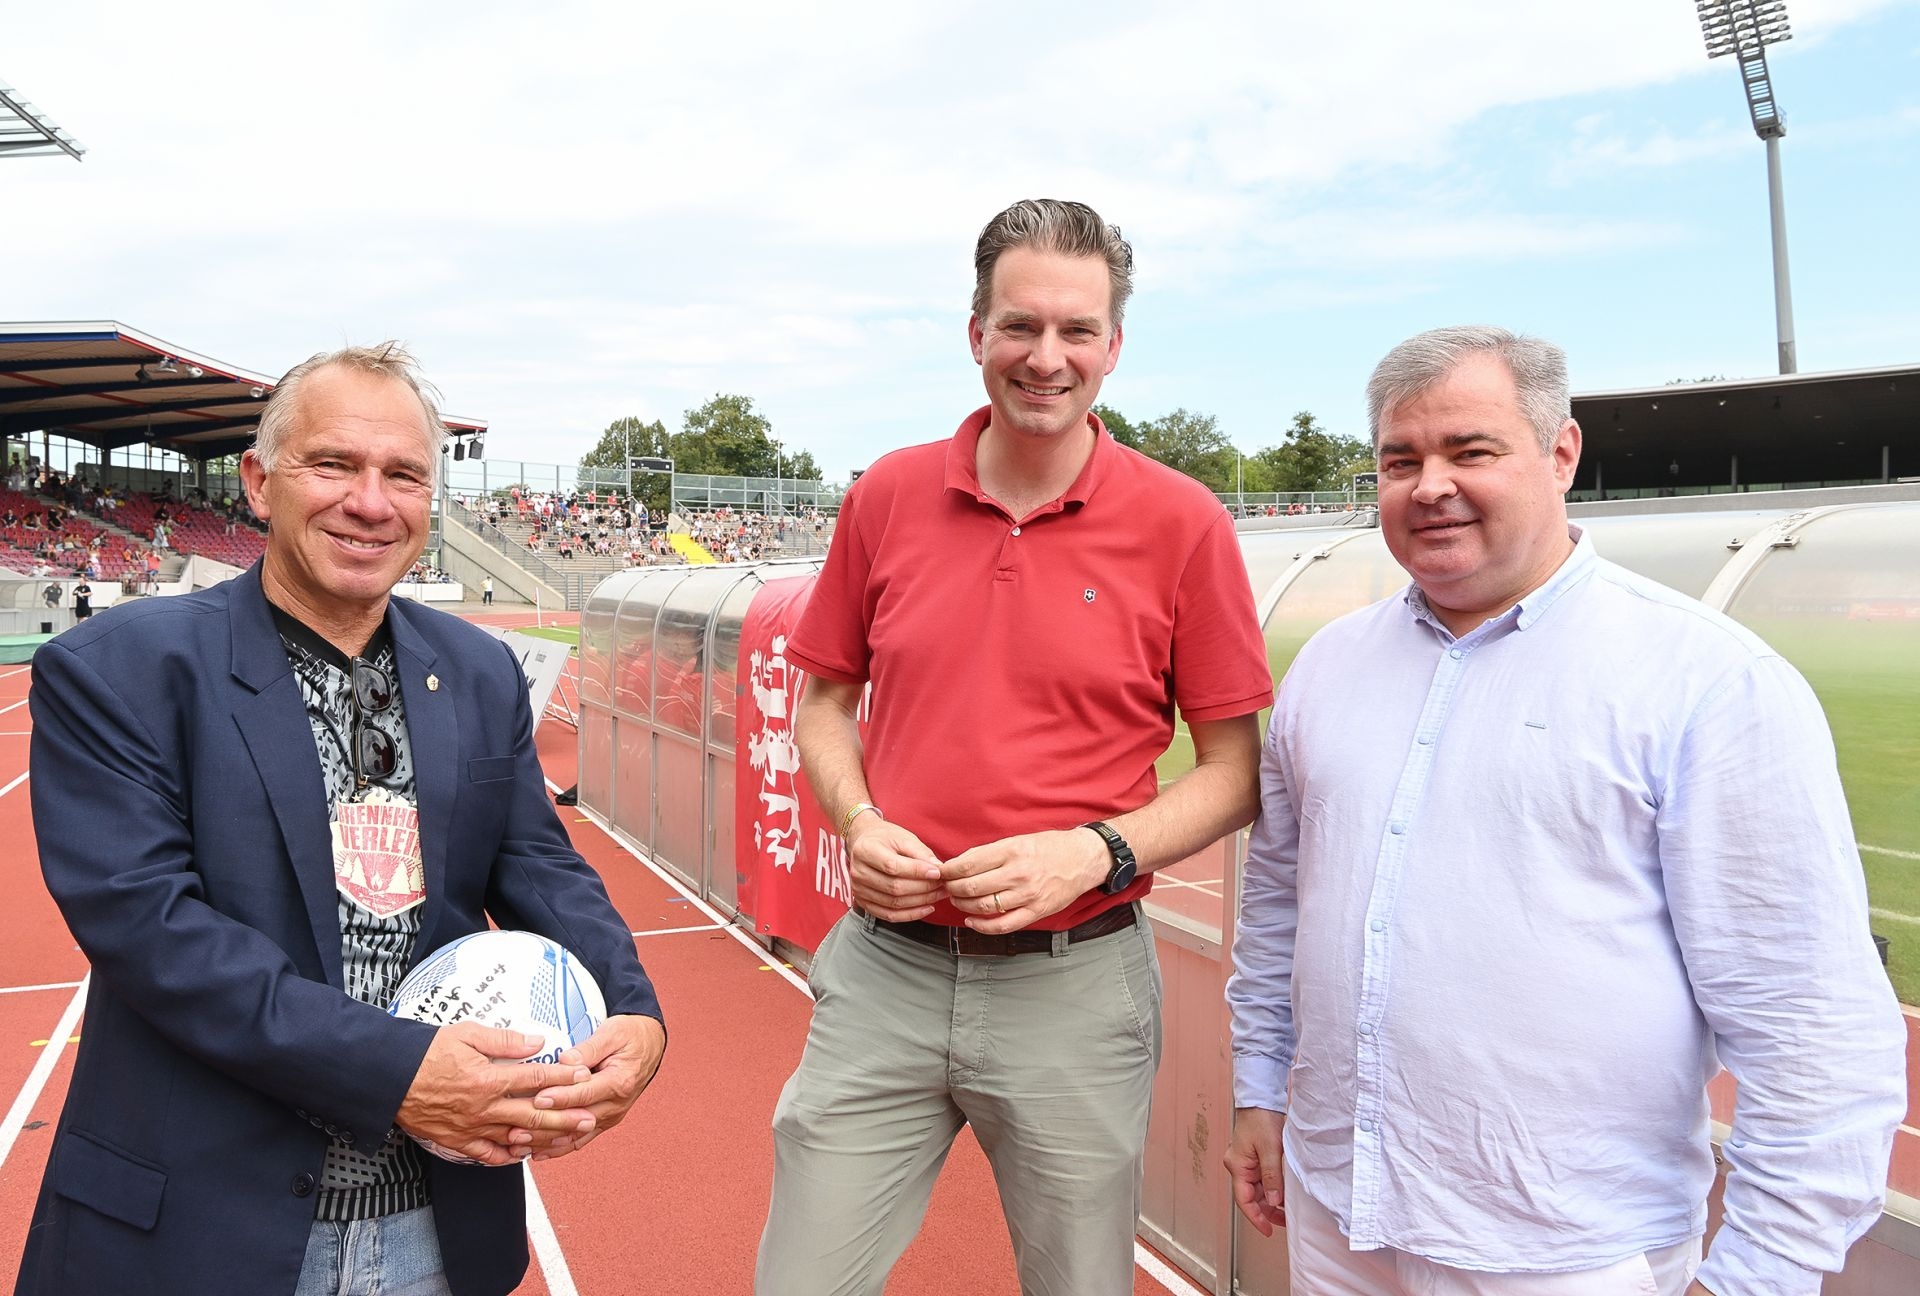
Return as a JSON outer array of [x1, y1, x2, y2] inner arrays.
[[943, 405, 1113, 510]]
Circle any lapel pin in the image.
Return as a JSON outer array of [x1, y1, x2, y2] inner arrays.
[[426, 674, 440, 692]]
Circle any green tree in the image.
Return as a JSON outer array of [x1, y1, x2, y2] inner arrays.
[[780, 449, 823, 481], [578, 416, 670, 473], [1248, 411, 1371, 493], [1092, 402, 1141, 450], [673, 393, 777, 477], [578, 415, 671, 508], [1137, 408, 1235, 490]]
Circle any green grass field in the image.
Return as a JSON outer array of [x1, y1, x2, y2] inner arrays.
[[1752, 621, 1920, 1004], [1158, 619, 1920, 1004], [516, 625, 580, 649]]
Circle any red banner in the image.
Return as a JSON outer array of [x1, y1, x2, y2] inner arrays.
[[735, 576, 863, 952]]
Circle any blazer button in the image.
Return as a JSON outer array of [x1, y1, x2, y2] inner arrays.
[[291, 1172, 316, 1197]]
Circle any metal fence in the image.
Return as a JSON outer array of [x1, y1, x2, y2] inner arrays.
[[439, 461, 845, 517]]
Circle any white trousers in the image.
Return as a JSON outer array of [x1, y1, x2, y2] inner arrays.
[[1285, 1163, 1702, 1296]]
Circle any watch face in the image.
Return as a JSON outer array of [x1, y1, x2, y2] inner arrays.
[[1104, 858, 1138, 894]]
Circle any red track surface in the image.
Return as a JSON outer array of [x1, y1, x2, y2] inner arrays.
[[0, 621, 1192, 1294], [8, 611, 1910, 1289]]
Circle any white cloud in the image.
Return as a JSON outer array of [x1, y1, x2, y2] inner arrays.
[[4, 0, 1915, 466]]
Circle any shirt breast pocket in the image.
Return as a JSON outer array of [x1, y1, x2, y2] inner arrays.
[[467, 756, 517, 784]]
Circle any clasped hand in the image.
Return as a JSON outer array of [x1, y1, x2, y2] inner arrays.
[[397, 1014, 666, 1166], [845, 819, 1109, 933]]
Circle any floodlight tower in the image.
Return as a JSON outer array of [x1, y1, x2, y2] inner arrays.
[[1696, 1, 1797, 373]]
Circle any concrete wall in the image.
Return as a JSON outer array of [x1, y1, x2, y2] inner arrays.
[[438, 509, 562, 609]]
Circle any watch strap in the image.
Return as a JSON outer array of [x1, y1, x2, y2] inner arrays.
[[1082, 820, 1138, 893]]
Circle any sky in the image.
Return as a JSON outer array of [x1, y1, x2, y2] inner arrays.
[[6, 0, 1919, 479]]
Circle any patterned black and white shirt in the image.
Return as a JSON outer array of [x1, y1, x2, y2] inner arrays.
[[272, 606, 430, 1222]]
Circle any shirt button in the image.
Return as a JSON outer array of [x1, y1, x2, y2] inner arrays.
[[1417, 734, 1432, 745], [1389, 821, 1405, 835], [291, 1172, 316, 1197], [1011, 526, 1021, 536], [1370, 919, 1385, 932], [1449, 649, 1464, 659], [1360, 1119, 1378, 1132], [1359, 1021, 1376, 1035]]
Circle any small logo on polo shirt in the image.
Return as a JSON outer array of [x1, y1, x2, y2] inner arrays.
[[1083, 588, 1096, 603]]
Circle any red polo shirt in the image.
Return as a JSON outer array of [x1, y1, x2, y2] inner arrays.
[[786, 408, 1271, 930]]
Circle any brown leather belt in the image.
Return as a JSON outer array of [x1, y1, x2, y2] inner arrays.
[[871, 903, 1136, 957]]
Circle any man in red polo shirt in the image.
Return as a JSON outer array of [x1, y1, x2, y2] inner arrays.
[[755, 199, 1271, 1295]]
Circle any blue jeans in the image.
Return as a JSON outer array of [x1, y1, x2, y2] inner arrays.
[[294, 1206, 452, 1296]]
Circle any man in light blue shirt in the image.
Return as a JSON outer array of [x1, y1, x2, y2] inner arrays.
[[1225, 325, 1906, 1296]]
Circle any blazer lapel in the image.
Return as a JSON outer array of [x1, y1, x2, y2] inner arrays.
[[389, 607, 453, 964], [227, 567, 345, 988]]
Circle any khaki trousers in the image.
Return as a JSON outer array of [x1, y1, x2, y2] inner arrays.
[[756, 906, 1162, 1296]]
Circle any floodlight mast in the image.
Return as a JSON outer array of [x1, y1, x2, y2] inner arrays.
[[1697, 0, 1797, 373]]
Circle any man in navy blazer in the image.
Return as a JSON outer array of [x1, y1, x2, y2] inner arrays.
[[18, 343, 666, 1296]]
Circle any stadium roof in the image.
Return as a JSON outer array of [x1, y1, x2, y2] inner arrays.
[[1571, 362, 1920, 494], [0, 322, 487, 462], [0, 78, 85, 160]]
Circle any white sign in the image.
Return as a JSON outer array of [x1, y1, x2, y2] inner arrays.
[[479, 627, 572, 734]]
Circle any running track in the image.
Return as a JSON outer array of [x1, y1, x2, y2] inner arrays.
[[0, 613, 1201, 1294]]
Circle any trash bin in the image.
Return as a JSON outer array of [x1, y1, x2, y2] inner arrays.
[[1873, 933, 1890, 968], [40, 621, 53, 634]]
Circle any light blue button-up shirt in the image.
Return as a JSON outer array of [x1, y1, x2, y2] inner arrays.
[[1228, 529, 1906, 1295]]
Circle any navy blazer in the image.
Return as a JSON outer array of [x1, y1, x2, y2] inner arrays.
[[17, 566, 661, 1296]]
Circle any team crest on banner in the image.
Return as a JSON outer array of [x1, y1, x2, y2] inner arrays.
[[735, 576, 863, 952]]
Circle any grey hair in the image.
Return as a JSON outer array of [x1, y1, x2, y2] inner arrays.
[[253, 341, 445, 477], [972, 198, 1135, 328], [1366, 325, 1570, 453]]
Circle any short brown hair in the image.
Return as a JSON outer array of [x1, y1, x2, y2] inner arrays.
[[972, 199, 1135, 327]]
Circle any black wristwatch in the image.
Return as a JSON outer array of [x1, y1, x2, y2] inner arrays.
[[1082, 821, 1138, 894]]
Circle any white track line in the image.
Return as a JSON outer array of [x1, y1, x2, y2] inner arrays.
[[0, 770, 26, 799], [629, 922, 727, 938], [0, 974, 87, 1173], [1134, 1241, 1209, 1296], [523, 1160, 580, 1296], [552, 778, 813, 999], [0, 980, 83, 996], [1870, 907, 1920, 928], [0, 698, 27, 716], [1861, 843, 1919, 862], [0, 666, 28, 680], [560, 781, 1208, 1294]]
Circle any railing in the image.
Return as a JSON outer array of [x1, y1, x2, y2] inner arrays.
[[442, 499, 595, 607], [438, 460, 846, 518]]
